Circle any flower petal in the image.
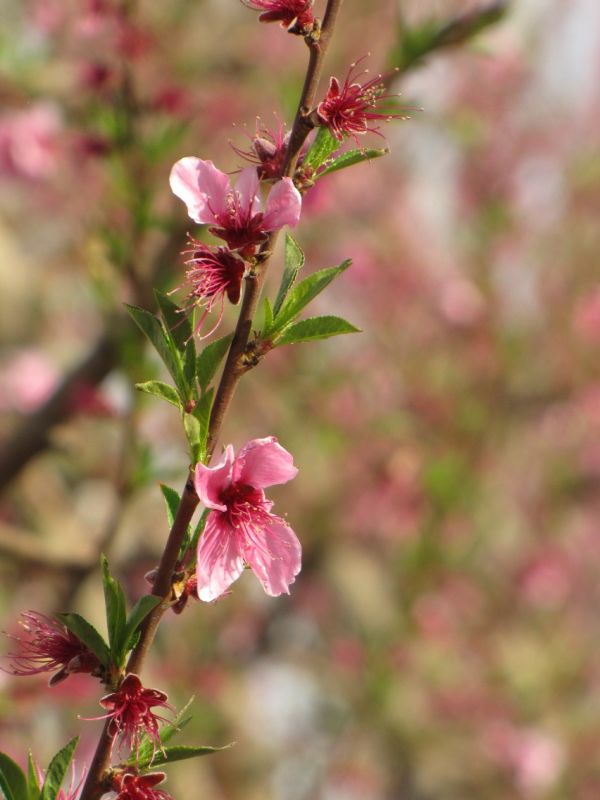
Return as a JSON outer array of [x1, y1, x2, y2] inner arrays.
[[169, 157, 230, 223], [233, 436, 298, 488], [194, 445, 234, 510], [243, 516, 302, 596], [196, 159, 231, 217], [262, 178, 302, 231], [196, 513, 245, 601], [234, 167, 261, 214]]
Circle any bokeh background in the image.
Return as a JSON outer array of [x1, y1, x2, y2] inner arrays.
[[2, 0, 600, 798]]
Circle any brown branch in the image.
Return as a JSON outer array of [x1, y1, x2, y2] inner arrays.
[[0, 221, 184, 494]]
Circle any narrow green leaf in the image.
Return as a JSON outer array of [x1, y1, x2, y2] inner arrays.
[[101, 556, 127, 666], [191, 389, 214, 464], [0, 754, 27, 800], [135, 381, 181, 408], [275, 315, 361, 345], [140, 744, 233, 769], [197, 334, 233, 393], [262, 297, 274, 331], [55, 613, 111, 667], [303, 127, 339, 170], [273, 234, 305, 317], [160, 484, 181, 528], [0, 770, 16, 800], [183, 339, 196, 395], [125, 304, 183, 388], [40, 739, 78, 800], [183, 413, 202, 464], [319, 147, 388, 177], [154, 291, 192, 352], [123, 596, 162, 652], [130, 697, 195, 766], [27, 753, 41, 800], [268, 260, 352, 335]]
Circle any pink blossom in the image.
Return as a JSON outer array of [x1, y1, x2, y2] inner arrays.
[[169, 159, 301, 254], [194, 437, 301, 601], [111, 772, 173, 800], [316, 61, 407, 143], [175, 240, 245, 338], [0, 350, 57, 413], [0, 105, 61, 181], [4, 611, 102, 686], [242, 0, 315, 32], [90, 673, 171, 755]]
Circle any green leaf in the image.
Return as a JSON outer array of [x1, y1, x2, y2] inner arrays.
[[262, 297, 274, 331], [125, 304, 182, 389], [0, 754, 27, 800], [303, 127, 339, 170], [273, 234, 304, 316], [55, 613, 111, 667], [191, 389, 214, 464], [154, 291, 192, 353], [160, 484, 181, 529], [267, 260, 352, 335], [135, 381, 181, 408], [40, 739, 78, 800], [319, 147, 388, 177], [183, 413, 202, 464], [183, 339, 196, 395], [139, 744, 233, 769], [123, 596, 162, 652], [197, 334, 233, 393], [275, 315, 361, 345], [27, 753, 41, 800], [101, 556, 127, 666], [130, 697, 195, 766]]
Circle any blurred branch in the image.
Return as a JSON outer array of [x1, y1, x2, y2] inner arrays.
[[390, 1, 509, 75], [0, 221, 184, 493]]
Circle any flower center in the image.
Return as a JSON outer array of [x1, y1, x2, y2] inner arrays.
[[220, 483, 271, 529]]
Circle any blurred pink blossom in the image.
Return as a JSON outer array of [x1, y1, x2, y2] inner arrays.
[[574, 288, 600, 341], [0, 350, 58, 413], [0, 105, 61, 181]]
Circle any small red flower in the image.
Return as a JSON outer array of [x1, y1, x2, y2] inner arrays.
[[112, 772, 174, 800], [232, 121, 291, 181], [175, 240, 245, 338], [242, 0, 314, 32], [4, 611, 102, 686], [316, 61, 406, 143], [93, 674, 172, 756]]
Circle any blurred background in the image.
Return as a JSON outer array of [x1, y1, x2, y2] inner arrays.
[[2, 0, 600, 798]]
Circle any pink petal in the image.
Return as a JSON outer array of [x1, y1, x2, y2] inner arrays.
[[262, 178, 302, 231], [194, 445, 234, 511], [243, 516, 302, 597], [196, 513, 245, 602], [169, 157, 230, 223], [234, 167, 261, 214], [233, 436, 298, 488], [196, 159, 231, 217]]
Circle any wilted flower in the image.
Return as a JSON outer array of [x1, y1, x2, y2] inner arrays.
[[316, 61, 406, 143], [232, 120, 292, 181], [242, 0, 314, 32], [91, 674, 171, 755], [194, 437, 301, 601], [112, 772, 173, 800], [176, 240, 245, 338], [169, 158, 301, 255], [5, 611, 101, 685]]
